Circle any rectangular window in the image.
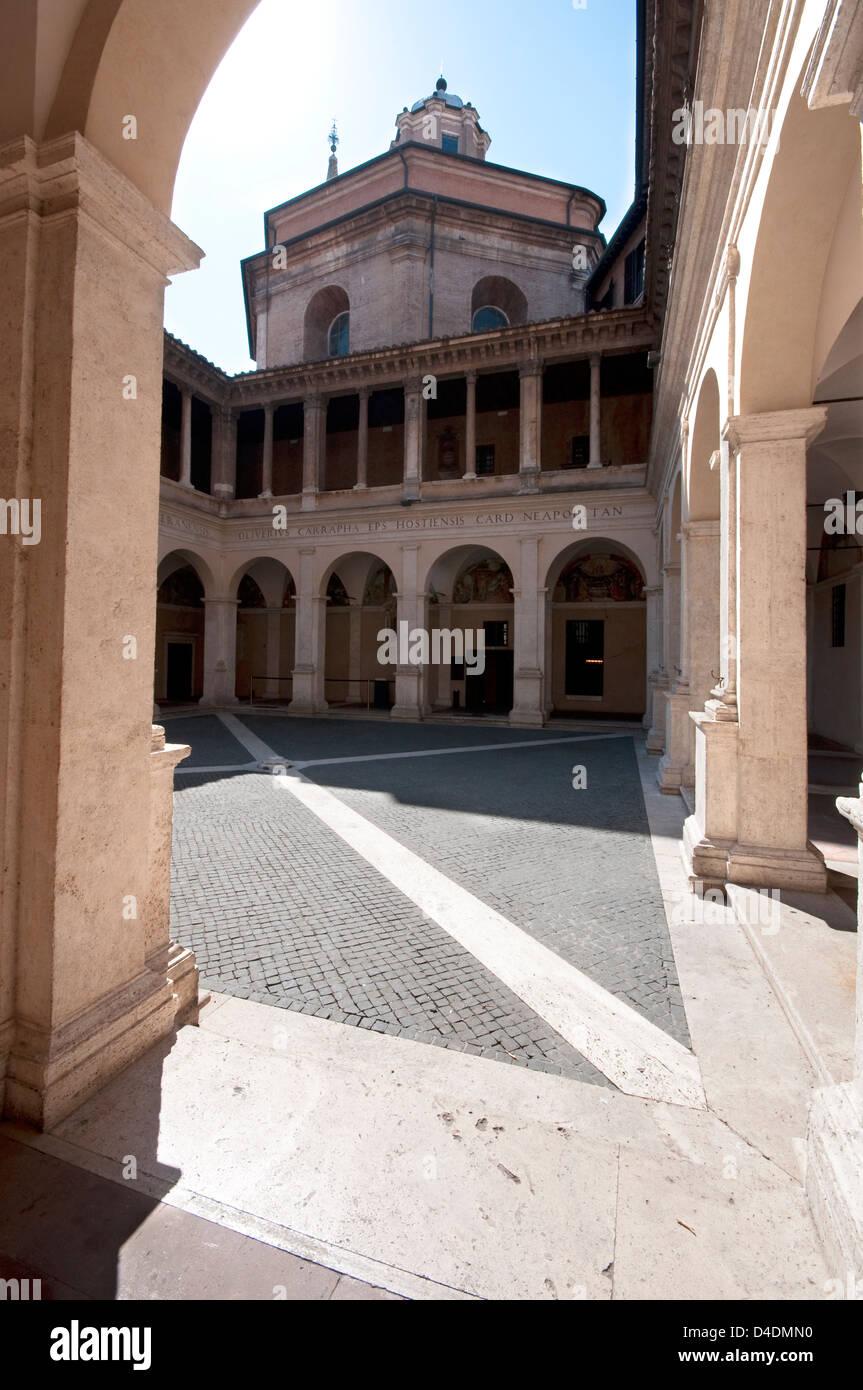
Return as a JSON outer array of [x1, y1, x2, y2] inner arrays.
[[566, 435, 590, 469], [624, 239, 645, 304], [441, 134, 459, 154], [484, 621, 509, 649], [832, 584, 846, 648], [475, 444, 495, 476], [566, 619, 604, 697]]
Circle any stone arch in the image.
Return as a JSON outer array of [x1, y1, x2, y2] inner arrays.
[[320, 551, 398, 709], [545, 537, 647, 719], [807, 296, 863, 752], [156, 546, 215, 596], [683, 371, 722, 717], [228, 557, 296, 703], [424, 544, 515, 716], [471, 275, 527, 330], [41, 0, 262, 213], [739, 90, 861, 415], [687, 369, 721, 523], [154, 549, 212, 705], [304, 285, 350, 362]]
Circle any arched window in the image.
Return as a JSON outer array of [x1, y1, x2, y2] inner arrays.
[[328, 311, 350, 357], [472, 306, 509, 333]]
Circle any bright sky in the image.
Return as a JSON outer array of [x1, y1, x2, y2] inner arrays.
[[165, 0, 637, 375]]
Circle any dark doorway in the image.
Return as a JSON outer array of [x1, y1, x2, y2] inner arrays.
[[465, 650, 513, 714], [566, 620, 604, 697], [166, 642, 194, 701]]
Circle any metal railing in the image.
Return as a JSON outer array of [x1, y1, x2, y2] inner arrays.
[[249, 675, 293, 707], [324, 678, 395, 710]]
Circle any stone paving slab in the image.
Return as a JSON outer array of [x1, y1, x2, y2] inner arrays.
[[168, 756, 608, 1085]]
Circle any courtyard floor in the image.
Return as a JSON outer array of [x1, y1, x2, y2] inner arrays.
[[0, 712, 857, 1300]]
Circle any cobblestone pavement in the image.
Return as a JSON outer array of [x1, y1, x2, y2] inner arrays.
[[169, 751, 608, 1085], [166, 714, 689, 1086], [238, 715, 690, 1047]]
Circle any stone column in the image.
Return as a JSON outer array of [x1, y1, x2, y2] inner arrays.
[[464, 371, 478, 480], [290, 548, 327, 713], [0, 134, 202, 1127], [302, 394, 325, 512], [684, 409, 828, 892], [348, 603, 363, 703], [510, 536, 545, 727], [259, 402, 274, 499], [146, 726, 197, 1025], [643, 585, 663, 735], [392, 544, 425, 720], [212, 405, 236, 505], [661, 519, 721, 792], [354, 388, 369, 490], [180, 387, 193, 488], [518, 358, 542, 494], [264, 607, 282, 698], [807, 783, 863, 1276], [587, 353, 602, 468], [403, 378, 425, 503], [200, 598, 240, 707]]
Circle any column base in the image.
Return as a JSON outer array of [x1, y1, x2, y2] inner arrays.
[[198, 695, 240, 709], [727, 840, 827, 893], [391, 706, 423, 721], [301, 490, 317, 512], [518, 469, 540, 495], [509, 708, 545, 728], [681, 814, 733, 892], [807, 1082, 863, 1280], [2, 966, 190, 1130], [682, 816, 828, 893], [658, 760, 695, 794]]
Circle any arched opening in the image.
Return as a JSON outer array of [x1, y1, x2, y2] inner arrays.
[[685, 369, 722, 712], [546, 540, 647, 718], [807, 298, 863, 844], [155, 553, 208, 704], [471, 276, 527, 331], [304, 285, 350, 362], [231, 558, 296, 704], [425, 546, 515, 715], [322, 552, 398, 709]]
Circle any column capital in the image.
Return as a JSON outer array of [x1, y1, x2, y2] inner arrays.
[[203, 596, 240, 608], [357, 385, 372, 401], [303, 393, 326, 411], [0, 133, 201, 279], [589, 351, 602, 369], [518, 358, 543, 379], [403, 375, 426, 396], [466, 369, 479, 386], [723, 407, 828, 452]]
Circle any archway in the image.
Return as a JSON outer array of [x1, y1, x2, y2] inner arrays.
[[230, 557, 296, 703], [0, 0, 266, 1128], [546, 540, 647, 718], [426, 546, 515, 716], [685, 369, 722, 713], [808, 298, 863, 758], [155, 553, 208, 704], [322, 552, 398, 710]]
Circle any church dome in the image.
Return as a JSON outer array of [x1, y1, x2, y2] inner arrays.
[[411, 75, 464, 112]]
